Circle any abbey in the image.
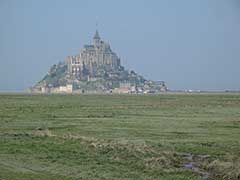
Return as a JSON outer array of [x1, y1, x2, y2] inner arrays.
[[31, 30, 167, 94], [66, 30, 121, 80]]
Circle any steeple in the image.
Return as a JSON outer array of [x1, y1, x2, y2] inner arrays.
[[93, 30, 100, 40], [93, 30, 100, 47]]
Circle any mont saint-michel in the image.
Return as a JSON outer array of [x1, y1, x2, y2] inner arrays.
[[30, 30, 167, 94]]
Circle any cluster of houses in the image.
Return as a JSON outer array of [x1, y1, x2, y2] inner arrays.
[[28, 81, 167, 94]]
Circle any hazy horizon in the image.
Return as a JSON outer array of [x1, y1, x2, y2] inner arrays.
[[1, 0, 240, 92]]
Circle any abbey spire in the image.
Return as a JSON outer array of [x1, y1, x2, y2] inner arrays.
[[93, 30, 100, 40], [93, 30, 101, 47]]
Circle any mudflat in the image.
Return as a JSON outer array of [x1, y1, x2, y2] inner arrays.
[[0, 94, 239, 180]]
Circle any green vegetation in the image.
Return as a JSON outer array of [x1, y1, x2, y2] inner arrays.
[[42, 63, 68, 87], [0, 94, 240, 180]]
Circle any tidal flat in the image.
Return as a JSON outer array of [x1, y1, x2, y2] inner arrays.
[[0, 94, 239, 180]]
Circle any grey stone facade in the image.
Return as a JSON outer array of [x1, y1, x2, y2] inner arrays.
[[66, 30, 121, 80]]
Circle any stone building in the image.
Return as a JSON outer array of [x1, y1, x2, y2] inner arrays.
[[32, 30, 168, 94], [66, 30, 121, 80]]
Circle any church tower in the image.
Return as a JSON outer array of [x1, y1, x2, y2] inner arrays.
[[93, 30, 100, 47]]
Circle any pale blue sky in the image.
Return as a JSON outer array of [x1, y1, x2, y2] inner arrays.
[[0, 0, 240, 91]]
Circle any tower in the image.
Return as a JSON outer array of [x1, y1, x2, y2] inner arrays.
[[93, 30, 100, 47]]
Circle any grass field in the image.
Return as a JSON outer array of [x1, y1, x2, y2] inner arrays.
[[0, 94, 240, 180]]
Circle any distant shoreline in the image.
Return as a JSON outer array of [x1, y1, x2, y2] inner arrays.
[[0, 91, 240, 95]]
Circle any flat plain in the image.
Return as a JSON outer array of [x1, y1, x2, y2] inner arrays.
[[0, 94, 239, 180]]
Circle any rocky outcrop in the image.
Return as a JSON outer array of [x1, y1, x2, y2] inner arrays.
[[31, 31, 167, 94]]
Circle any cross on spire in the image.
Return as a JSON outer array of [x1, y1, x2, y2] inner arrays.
[[94, 16, 100, 40]]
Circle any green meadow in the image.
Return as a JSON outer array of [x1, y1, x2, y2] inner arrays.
[[0, 94, 239, 180]]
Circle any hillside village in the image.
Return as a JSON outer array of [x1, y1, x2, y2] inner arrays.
[[29, 30, 167, 94]]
